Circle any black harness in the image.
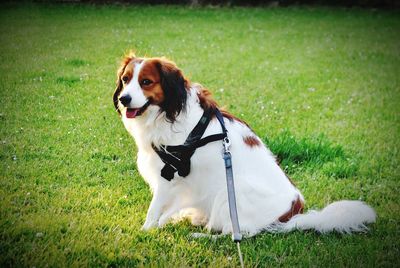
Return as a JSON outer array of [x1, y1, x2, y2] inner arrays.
[[152, 108, 227, 181]]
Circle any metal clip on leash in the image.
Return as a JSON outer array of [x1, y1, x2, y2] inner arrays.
[[222, 137, 244, 268]]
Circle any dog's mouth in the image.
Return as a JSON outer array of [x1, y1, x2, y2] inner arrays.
[[125, 101, 151, 119]]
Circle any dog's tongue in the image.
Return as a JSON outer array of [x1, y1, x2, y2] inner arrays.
[[126, 108, 139, 118]]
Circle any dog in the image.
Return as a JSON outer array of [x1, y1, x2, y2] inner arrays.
[[113, 53, 376, 236]]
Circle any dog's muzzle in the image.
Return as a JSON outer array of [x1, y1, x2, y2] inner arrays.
[[119, 94, 151, 119]]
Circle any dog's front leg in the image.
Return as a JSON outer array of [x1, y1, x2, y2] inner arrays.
[[142, 188, 169, 231]]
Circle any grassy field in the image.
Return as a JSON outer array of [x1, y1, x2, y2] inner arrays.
[[0, 2, 399, 267]]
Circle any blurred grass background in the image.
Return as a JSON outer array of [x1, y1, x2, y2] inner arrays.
[[0, 2, 399, 267]]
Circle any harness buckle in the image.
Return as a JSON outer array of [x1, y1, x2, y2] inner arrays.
[[223, 137, 231, 153]]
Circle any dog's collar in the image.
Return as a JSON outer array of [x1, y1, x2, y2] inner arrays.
[[152, 108, 227, 181]]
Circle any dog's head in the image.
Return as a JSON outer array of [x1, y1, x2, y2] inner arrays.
[[113, 53, 188, 123]]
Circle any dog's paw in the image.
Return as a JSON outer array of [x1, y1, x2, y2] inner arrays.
[[141, 219, 158, 231]]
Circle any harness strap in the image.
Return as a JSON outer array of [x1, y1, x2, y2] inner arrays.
[[162, 133, 226, 153], [215, 109, 228, 134], [184, 109, 212, 145]]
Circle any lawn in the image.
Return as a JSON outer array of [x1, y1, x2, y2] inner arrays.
[[0, 2, 399, 267]]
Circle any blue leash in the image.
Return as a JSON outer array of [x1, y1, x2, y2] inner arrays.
[[216, 110, 244, 268]]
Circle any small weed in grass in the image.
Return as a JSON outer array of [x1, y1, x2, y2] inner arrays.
[[321, 158, 359, 179], [65, 58, 89, 67], [56, 76, 81, 86]]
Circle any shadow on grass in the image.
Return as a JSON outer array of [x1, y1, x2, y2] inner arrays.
[[264, 130, 358, 179]]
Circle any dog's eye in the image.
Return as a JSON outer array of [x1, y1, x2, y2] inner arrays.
[[141, 79, 153, 86], [122, 76, 129, 83]]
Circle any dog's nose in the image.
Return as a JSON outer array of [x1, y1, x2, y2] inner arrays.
[[119, 94, 132, 107]]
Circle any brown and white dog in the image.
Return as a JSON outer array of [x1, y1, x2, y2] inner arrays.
[[113, 53, 376, 236]]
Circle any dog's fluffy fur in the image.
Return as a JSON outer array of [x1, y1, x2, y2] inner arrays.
[[113, 54, 376, 236]]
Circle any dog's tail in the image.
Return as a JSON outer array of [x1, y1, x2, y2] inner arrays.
[[270, 200, 376, 234]]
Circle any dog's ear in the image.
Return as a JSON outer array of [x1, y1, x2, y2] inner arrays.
[[155, 58, 188, 122], [113, 53, 136, 115], [113, 74, 123, 115]]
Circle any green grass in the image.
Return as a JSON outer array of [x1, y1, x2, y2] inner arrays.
[[1, 2, 399, 267], [265, 130, 359, 177]]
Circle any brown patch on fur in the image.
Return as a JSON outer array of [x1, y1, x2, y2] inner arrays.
[[278, 196, 304, 223], [120, 58, 144, 83], [138, 60, 164, 104], [121, 62, 134, 83], [243, 135, 261, 148], [197, 88, 218, 112]]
